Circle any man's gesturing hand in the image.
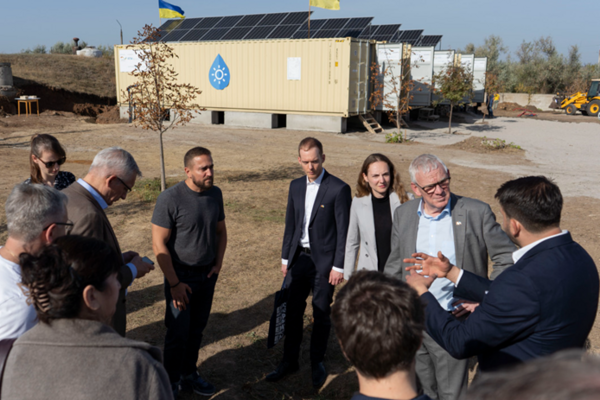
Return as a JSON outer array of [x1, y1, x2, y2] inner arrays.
[[329, 270, 344, 286], [404, 251, 453, 278], [171, 282, 192, 311], [405, 269, 437, 296], [281, 264, 288, 277]]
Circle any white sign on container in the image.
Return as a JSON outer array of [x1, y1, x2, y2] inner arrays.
[[119, 50, 147, 72], [287, 57, 301, 81]]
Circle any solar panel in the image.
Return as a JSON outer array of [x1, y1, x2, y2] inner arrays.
[[222, 27, 253, 40], [158, 19, 183, 32], [268, 25, 302, 39], [201, 28, 230, 41], [177, 18, 203, 30], [419, 35, 442, 47], [312, 29, 341, 38], [244, 25, 276, 40], [181, 29, 210, 41], [196, 17, 223, 29], [368, 24, 401, 42], [215, 15, 243, 28], [392, 29, 423, 43], [257, 13, 289, 26], [281, 12, 309, 25], [321, 18, 350, 30], [298, 19, 327, 31], [160, 29, 189, 42], [236, 14, 266, 27], [345, 17, 373, 28]]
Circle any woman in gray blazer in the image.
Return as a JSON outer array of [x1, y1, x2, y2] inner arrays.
[[344, 154, 413, 280]]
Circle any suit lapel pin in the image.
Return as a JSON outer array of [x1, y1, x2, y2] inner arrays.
[[320, 205, 325, 208], [456, 221, 462, 225]]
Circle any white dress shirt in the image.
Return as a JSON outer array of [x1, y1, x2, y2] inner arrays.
[[0, 252, 38, 340], [282, 169, 343, 273]]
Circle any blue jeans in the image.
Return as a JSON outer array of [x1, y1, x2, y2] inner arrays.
[[163, 268, 218, 383]]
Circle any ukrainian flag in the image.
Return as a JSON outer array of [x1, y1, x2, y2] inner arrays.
[[310, 0, 340, 10], [159, 0, 185, 19]]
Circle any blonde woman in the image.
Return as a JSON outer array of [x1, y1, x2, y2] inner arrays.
[[344, 154, 413, 279]]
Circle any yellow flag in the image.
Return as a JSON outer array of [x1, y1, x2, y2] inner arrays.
[[310, 0, 340, 10]]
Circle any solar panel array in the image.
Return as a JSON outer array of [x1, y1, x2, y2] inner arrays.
[[155, 12, 311, 42], [152, 12, 441, 47], [358, 24, 401, 42], [391, 30, 423, 45], [418, 35, 443, 47]]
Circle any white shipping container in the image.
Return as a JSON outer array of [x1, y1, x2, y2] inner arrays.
[[473, 57, 488, 103], [374, 43, 405, 111], [432, 50, 455, 105], [409, 46, 435, 107]]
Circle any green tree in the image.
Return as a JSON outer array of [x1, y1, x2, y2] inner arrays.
[[433, 64, 473, 134], [125, 24, 202, 191]]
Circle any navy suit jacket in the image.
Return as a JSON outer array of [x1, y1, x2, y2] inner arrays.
[[422, 232, 599, 371], [281, 170, 351, 276]]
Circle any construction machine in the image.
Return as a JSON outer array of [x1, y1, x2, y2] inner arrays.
[[550, 79, 600, 116]]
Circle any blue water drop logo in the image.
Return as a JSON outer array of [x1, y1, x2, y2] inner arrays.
[[209, 54, 230, 90]]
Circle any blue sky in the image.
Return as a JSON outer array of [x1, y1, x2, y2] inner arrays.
[[1, 0, 598, 64]]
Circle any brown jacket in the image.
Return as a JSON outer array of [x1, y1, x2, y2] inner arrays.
[[2, 319, 172, 400], [63, 181, 133, 336]]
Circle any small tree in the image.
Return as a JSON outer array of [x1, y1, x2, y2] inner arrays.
[[126, 25, 202, 191], [433, 64, 473, 134], [482, 71, 502, 122], [369, 47, 417, 143]]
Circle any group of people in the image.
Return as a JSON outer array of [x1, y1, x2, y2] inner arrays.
[[0, 134, 598, 400]]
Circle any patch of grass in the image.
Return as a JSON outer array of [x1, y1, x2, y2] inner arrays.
[[482, 136, 522, 150], [0, 53, 116, 98], [385, 131, 410, 143], [225, 199, 285, 224], [131, 177, 179, 203]]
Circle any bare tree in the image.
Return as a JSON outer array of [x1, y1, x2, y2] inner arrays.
[[125, 24, 202, 191]]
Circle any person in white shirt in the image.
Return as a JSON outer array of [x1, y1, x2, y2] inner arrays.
[[0, 183, 69, 340]]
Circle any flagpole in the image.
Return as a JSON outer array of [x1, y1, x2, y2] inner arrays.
[[308, 1, 311, 39]]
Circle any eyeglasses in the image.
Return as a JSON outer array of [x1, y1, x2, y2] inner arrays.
[[415, 177, 451, 195], [43, 220, 74, 231], [115, 176, 132, 193], [36, 156, 66, 169]]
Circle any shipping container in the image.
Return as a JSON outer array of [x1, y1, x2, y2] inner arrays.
[[114, 38, 372, 118], [472, 57, 488, 104], [374, 43, 409, 111], [408, 46, 435, 107], [432, 50, 455, 105]]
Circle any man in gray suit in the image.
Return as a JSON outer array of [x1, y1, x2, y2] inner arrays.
[[384, 154, 515, 400]]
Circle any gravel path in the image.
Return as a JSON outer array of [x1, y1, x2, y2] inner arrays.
[[406, 116, 600, 199]]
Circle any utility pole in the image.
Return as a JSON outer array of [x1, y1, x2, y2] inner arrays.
[[116, 20, 123, 45]]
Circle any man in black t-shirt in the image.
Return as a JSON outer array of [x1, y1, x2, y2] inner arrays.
[[331, 271, 432, 400], [151, 147, 227, 398]]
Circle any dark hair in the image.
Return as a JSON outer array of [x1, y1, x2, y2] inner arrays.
[[184, 147, 212, 167], [19, 235, 121, 324], [298, 137, 323, 156], [356, 153, 409, 203], [331, 271, 424, 379], [29, 134, 67, 184], [494, 176, 562, 233], [466, 350, 600, 400]]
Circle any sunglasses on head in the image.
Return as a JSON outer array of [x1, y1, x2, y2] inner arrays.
[[37, 156, 66, 169]]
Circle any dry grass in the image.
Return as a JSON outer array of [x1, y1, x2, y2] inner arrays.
[[0, 53, 115, 98]]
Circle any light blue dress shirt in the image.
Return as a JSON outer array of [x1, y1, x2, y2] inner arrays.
[[416, 200, 456, 311], [77, 179, 137, 280]]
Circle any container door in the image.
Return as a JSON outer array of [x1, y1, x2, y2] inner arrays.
[[460, 54, 475, 104], [374, 43, 403, 111], [409, 46, 434, 107], [349, 40, 371, 115], [473, 57, 487, 103], [432, 50, 455, 105]]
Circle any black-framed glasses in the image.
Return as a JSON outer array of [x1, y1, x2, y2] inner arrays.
[[416, 177, 451, 195], [115, 176, 132, 193], [43, 220, 74, 231], [37, 156, 66, 169]]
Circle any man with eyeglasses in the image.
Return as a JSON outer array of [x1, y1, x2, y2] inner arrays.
[[384, 154, 516, 400], [0, 183, 69, 339], [62, 147, 154, 336]]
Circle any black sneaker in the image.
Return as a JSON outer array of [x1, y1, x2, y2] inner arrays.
[[180, 371, 216, 396]]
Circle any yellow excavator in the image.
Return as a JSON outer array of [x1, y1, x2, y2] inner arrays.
[[551, 79, 600, 116]]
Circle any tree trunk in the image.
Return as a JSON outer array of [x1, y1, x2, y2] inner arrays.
[[159, 130, 166, 192], [395, 109, 401, 142], [448, 104, 453, 134]]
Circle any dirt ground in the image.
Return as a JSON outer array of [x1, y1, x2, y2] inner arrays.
[[1, 113, 600, 400]]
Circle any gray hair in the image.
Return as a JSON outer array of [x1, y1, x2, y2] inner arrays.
[[89, 147, 142, 179], [5, 183, 68, 243], [408, 154, 448, 183]]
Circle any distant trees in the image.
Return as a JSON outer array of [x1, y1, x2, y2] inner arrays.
[[21, 40, 113, 58], [461, 35, 600, 94]]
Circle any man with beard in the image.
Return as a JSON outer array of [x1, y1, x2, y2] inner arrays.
[[152, 146, 228, 398]]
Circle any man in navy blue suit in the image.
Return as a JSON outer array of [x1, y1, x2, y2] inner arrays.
[[266, 137, 351, 387], [405, 176, 599, 372]]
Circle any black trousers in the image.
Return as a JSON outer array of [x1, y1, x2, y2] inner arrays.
[[283, 251, 335, 366]]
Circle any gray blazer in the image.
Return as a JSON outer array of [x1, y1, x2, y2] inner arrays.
[[384, 193, 516, 282], [344, 192, 404, 280]]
